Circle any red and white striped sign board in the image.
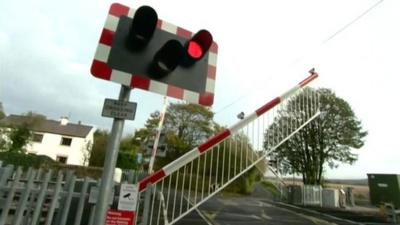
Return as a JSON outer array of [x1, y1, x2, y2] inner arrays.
[[90, 3, 218, 106]]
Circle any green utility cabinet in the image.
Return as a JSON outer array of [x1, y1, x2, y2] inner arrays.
[[368, 174, 400, 208]]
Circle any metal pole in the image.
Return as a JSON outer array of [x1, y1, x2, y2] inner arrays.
[[93, 85, 131, 225], [143, 96, 168, 225], [148, 96, 168, 174]]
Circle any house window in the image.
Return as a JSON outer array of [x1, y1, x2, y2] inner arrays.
[[56, 156, 68, 164], [33, 133, 44, 143], [60, 137, 72, 146]]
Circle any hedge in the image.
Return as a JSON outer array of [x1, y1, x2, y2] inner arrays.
[[0, 152, 104, 178], [0, 152, 56, 168]]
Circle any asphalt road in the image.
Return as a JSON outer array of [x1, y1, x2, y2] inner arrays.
[[160, 183, 364, 225], [174, 195, 363, 225], [175, 209, 211, 225], [199, 196, 325, 225]]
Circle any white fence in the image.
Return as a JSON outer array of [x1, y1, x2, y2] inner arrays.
[[303, 185, 323, 206], [284, 185, 323, 206], [0, 164, 144, 225]]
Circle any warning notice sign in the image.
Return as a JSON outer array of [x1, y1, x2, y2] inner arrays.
[[118, 184, 138, 211], [106, 210, 134, 225]]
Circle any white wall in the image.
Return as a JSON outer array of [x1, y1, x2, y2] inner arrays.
[[27, 128, 95, 166], [81, 128, 95, 166]]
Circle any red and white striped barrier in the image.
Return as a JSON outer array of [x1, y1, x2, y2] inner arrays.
[[138, 72, 318, 192]]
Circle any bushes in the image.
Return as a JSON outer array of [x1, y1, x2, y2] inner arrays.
[[117, 151, 138, 170], [225, 167, 260, 194], [0, 152, 103, 178], [260, 180, 280, 197], [52, 164, 104, 178], [0, 152, 56, 168]]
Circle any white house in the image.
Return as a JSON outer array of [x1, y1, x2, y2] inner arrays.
[[1, 115, 95, 166]]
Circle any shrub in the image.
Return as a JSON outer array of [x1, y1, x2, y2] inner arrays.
[[260, 180, 280, 197], [0, 152, 56, 168], [0, 152, 104, 178]]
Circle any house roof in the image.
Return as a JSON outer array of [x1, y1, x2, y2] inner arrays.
[[0, 115, 93, 138]]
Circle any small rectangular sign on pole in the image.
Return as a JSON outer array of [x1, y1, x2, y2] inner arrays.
[[89, 186, 114, 204], [102, 98, 137, 120], [118, 184, 138, 211]]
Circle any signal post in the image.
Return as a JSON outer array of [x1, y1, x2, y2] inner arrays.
[[90, 3, 218, 225]]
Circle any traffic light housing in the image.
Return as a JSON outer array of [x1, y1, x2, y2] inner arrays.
[[145, 132, 167, 158], [182, 30, 213, 66], [127, 6, 158, 50], [91, 3, 218, 106]]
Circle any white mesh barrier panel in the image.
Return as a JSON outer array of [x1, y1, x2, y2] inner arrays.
[[136, 73, 320, 225]]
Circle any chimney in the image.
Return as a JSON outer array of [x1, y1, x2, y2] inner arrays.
[[60, 117, 69, 126]]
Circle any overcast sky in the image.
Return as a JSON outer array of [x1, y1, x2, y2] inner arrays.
[[1, 0, 398, 179]]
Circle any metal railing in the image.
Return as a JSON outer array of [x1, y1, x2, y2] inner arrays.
[[0, 165, 144, 225]]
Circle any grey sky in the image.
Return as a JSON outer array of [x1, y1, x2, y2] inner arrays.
[[1, 0, 398, 179]]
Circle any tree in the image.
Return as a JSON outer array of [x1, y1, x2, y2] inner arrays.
[[213, 132, 264, 194], [89, 130, 108, 167], [137, 103, 217, 170], [132, 111, 160, 146], [7, 124, 32, 153], [118, 135, 140, 170], [0, 112, 46, 153], [89, 130, 140, 169], [0, 127, 8, 151], [81, 140, 92, 166], [264, 88, 367, 185], [136, 103, 266, 194], [0, 133, 7, 151], [0, 102, 5, 120], [131, 103, 216, 169], [164, 103, 215, 147]]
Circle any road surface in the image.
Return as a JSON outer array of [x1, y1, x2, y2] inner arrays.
[[175, 195, 368, 225]]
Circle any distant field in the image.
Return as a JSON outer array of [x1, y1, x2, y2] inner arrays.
[[325, 179, 368, 186], [279, 178, 369, 186]]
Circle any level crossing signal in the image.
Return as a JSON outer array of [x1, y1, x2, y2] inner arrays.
[[116, 5, 213, 87], [91, 3, 218, 106], [145, 132, 167, 158]]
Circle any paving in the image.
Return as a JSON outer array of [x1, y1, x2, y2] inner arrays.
[[201, 197, 319, 225], [166, 184, 387, 225]]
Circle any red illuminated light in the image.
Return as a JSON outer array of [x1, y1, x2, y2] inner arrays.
[[187, 41, 203, 59]]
